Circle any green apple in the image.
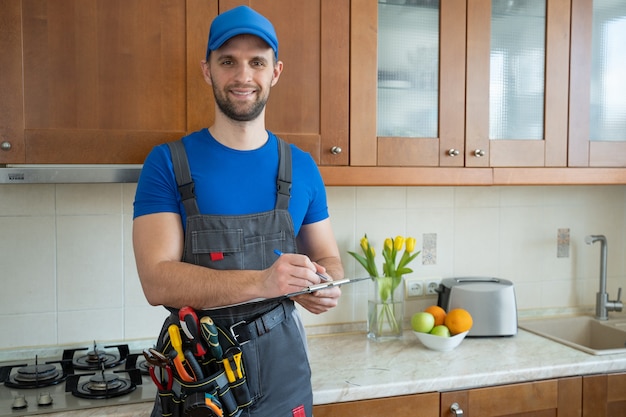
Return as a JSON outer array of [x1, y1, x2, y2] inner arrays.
[[430, 325, 451, 337], [411, 312, 435, 333]]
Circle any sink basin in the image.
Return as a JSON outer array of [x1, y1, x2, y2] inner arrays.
[[519, 315, 626, 355]]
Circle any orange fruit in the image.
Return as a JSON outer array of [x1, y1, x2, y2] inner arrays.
[[424, 305, 447, 326], [444, 308, 473, 335]]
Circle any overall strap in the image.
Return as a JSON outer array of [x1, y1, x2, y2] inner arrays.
[[275, 138, 292, 210], [167, 140, 201, 217], [167, 137, 292, 213]]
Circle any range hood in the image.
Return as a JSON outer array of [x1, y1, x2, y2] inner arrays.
[[0, 164, 142, 184]]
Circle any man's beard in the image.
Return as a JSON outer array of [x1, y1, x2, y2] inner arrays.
[[212, 84, 268, 122]]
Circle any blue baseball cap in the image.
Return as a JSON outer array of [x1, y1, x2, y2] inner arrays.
[[207, 6, 278, 59]]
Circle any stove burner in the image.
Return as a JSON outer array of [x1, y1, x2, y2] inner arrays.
[[87, 373, 125, 392], [14, 364, 59, 383], [65, 368, 142, 400], [0, 358, 72, 389], [63, 342, 130, 370]]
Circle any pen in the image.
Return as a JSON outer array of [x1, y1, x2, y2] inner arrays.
[[273, 249, 330, 282]]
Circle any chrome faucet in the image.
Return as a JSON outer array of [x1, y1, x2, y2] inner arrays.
[[585, 234, 622, 320]]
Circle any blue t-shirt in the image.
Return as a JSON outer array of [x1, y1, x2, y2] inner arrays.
[[133, 129, 329, 236]]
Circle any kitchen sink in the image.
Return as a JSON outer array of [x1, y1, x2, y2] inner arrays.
[[519, 315, 626, 355]]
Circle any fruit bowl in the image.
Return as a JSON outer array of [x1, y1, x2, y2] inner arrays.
[[413, 330, 469, 352]]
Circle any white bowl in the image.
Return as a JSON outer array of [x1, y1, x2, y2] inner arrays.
[[413, 330, 469, 351]]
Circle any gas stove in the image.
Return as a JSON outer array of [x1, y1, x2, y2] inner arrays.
[[0, 343, 157, 416]]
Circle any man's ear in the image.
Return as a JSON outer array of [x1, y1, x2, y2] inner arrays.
[[271, 60, 284, 87], [201, 60, 213, 85]]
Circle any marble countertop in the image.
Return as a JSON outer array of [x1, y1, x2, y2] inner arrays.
[[307, 328, 626, 404], [29, 327, 626, 416]]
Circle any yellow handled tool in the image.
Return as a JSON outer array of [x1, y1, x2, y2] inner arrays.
[[167, 324, 195, 382], [223, 347, 243, 382]]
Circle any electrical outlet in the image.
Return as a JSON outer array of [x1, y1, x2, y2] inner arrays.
[[425, 279, 441, 295], [405, 278, 424, 298]]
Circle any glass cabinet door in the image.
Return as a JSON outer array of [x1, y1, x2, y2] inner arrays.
[[350, 0, 466, 167], [377, 2, 439, 139], [466, 0, 570, 167], [570, 0, 626, 167]]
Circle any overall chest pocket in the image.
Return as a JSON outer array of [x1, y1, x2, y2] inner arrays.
[[190, 229, 287, 270]]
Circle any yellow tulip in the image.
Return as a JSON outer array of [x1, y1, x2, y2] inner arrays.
[[394, 236, 404, 251], [384, 238, 393, 252], [360, 236, 369, 252], [406, 237, 416, 252]]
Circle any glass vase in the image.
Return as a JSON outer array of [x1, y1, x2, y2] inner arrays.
[[367, 276, 405, 340]]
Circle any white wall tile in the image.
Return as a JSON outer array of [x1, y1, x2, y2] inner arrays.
[[57, 215, 123, 310], [124, 306, 170, 341], [57, 309, 124, 345], [0, 216, 57, 314], [0, 312, 57, 349], [56, 184, 122, 215], [0, 184, 55, 215]]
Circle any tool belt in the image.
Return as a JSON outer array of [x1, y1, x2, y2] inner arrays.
[[150, 302, 289, 417]]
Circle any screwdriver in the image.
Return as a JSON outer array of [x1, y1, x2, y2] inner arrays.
[[200, 316, 223, 360]]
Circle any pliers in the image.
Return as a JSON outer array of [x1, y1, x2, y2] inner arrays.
[[149, 364, 173, 391]]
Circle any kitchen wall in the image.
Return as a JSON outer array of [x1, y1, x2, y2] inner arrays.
[[1, 183, 625, 353]]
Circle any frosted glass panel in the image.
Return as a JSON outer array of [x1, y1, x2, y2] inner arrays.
[[590, 1, 626, 142], [377, 1, 439, 138], [489, 1, 545, 140]]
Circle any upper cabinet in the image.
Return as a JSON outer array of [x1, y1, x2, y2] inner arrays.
[[0, 0, 349, 165], [236, 0, 349, 165], [466, 0, 570, 168], [0, 0, 211, 164], [351, 0, 571, 168], [351, 0, 467, 167], [569, 0, 626, 167]]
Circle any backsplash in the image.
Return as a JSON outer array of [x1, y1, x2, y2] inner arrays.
[[1, 183, 625, 352]]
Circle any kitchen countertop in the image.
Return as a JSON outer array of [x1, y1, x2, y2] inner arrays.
[[30, 328, 626, 416]]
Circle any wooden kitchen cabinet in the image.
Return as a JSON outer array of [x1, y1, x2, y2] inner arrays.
[[465, 0, 571, 168], [225, 0, 349, 166], [313, 392, 440, 417], [350, 0, 570, 169], [0, 0, 349, 165], [569, 0, 626, 168], [440, 377, 582, 417], [350, 0, 466, 168], [582, 372, 626, 417]]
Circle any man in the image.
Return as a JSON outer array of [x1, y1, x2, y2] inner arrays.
[[133, 5, 343, 417]]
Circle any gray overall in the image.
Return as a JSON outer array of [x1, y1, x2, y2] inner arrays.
[[151, 138, 312, 417]]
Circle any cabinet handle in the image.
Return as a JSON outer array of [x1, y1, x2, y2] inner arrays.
[[330, 146, 342, 155], [450, 402, 464, 416], [447, 149, 460, 156], [473, 149, 486, 157], [1, 141, 11, 151]]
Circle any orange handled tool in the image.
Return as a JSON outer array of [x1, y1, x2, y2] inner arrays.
[[167, 324, 195, 382]]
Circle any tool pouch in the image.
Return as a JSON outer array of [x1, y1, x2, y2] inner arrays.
[[153, 316, 252, 417], [158, 390, 182, 417]]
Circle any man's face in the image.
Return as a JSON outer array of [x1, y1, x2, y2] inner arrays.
[[204, 35, 282, 122]]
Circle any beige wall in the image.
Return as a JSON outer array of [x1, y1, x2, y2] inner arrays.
[[1, 183, 625, 351]]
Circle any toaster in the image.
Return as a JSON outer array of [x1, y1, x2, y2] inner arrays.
[[437, 277, 517, 337]]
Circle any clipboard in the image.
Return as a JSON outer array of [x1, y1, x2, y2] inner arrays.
[[282, 276, 372, 298], [204, 276, 372, 310]]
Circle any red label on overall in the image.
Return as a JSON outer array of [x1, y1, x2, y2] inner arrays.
[[210, 252, 224, 261], [292, 404, 306, 417]]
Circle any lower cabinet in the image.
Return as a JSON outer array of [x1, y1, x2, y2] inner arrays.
[[313, 377, 583, 417], [582, 372, 626, 417], [440, 377, 581, 417], [312, 392, 440, 417]]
